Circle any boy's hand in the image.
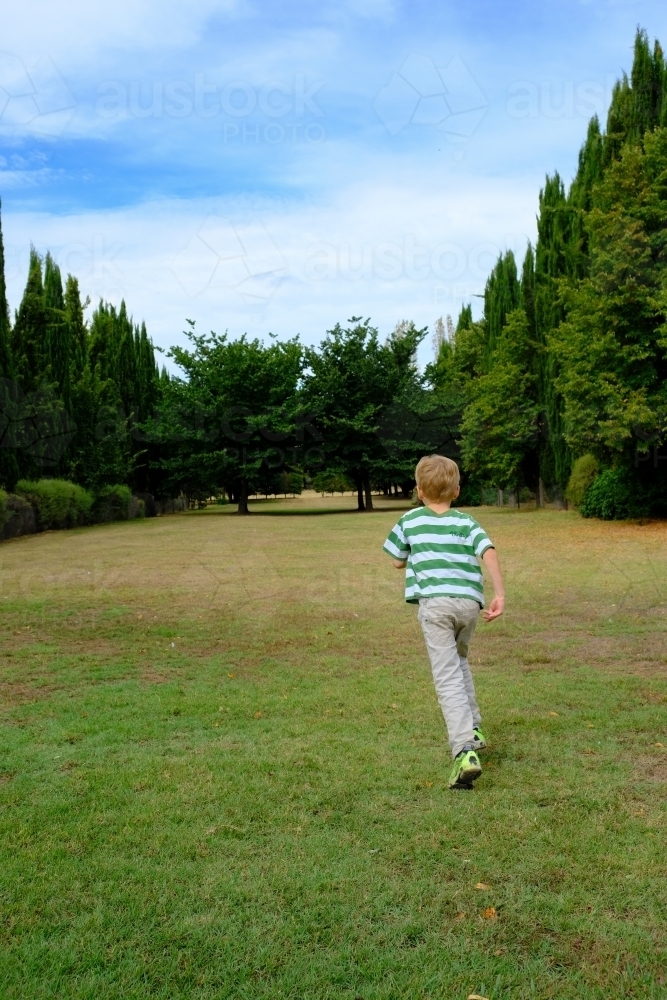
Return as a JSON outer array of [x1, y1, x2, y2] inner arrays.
[[481, 548, 505, 622], [483, 595, 505, 622]]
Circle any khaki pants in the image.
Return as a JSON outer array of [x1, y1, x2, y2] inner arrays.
[[417, 597, 482, 758]]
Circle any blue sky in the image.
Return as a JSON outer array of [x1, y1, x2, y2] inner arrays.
[[1, 0, 666, 367]]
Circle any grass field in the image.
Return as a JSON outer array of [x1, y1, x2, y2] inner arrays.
[[1, 496, 667, 999]]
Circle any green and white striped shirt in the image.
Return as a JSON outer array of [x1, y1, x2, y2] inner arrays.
[[383, 506, 494, 605]]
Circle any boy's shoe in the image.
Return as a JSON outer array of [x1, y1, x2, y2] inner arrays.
[[472, 726, 487, 751], [448, 746, 482, 789]]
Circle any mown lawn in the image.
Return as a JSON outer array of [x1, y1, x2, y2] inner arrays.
[[1, 497, 667, 999]]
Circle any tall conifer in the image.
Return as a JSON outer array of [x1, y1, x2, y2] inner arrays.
[[44, 253, 70, 405], [483, 251, 520, 360], [0, 200, 12, 379], [0, 200, 19, 489], [12, 248, 47, 392]]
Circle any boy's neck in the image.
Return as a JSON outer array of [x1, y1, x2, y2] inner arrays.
[[423, 499, 452, 514]]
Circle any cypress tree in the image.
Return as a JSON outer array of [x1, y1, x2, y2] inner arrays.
[[520, 244, 536, 339], [483, 251, 520, 360], [0, 200, 19, 489], [455, 304, 473, 333], [65, 276, 88, 383], [44, 253, 70, 405], [0, 200, 12, 379], [533, 176, 574, 493], [12, 248, 47, 392], [604, 75, 633, 164], [115, 301, 137, 420]]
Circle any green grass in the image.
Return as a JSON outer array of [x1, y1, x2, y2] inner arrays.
[[1, 498, 667, 999]]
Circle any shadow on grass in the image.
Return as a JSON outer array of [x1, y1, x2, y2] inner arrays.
[[247, 507, 413, 516], [191, 504, 413, 517]]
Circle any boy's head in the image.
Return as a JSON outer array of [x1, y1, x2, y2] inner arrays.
[[415, 454, 460, 503]]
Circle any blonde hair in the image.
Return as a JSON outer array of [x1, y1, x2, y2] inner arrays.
[[415, 454, 460, 502]]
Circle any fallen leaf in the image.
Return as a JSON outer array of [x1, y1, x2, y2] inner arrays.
[[254, 711, 262, 719], [475, 882, 491, 889], [227, 673, 235, 679], [454, 912, 466, 920], [481, 907, 497, 919], [327, 630, 333, 635], [390, 703, 398, 709], [656, 742, 665, 748], [549, 711, 560, 717], [586, 723, 595, 728], [468, 995, 490, 1000], [494, 947, 506, 956]]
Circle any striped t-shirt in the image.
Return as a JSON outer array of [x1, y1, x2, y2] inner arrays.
[[383, 506, 494, 605]]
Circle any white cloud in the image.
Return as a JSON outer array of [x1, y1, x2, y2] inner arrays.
[[2, 170, 536, 370], [2, 0, 240, 66]]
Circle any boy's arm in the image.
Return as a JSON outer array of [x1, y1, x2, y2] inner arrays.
[[391, 559, 407, 569], [481, 547, 505, 622]]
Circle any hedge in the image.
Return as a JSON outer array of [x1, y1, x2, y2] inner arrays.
[[92, 484, 142, 522], [566, 455, 599, 508], [580, 467, 655, 520], [15, 479, 94, 530]]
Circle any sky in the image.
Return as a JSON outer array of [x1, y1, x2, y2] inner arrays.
[[1, 0, 666, 369]]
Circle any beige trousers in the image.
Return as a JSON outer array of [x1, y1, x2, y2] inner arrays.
[[417, 596, 482, 757]]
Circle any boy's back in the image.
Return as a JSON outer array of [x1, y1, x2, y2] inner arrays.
[[384, 506, 493, 606]]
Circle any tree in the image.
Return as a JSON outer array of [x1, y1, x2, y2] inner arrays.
[[156, 326, 304, 513], [0, 200, 19, 489], [551, 130, 667, 464], [303, 318, 425, 510], [12, 248, 47, 393], [44, 253, 70, 407], [460, 309, 539, 492]]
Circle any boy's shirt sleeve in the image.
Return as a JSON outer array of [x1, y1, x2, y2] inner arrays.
[[383, 517, 410, 561], [469, 517, 494, 558]]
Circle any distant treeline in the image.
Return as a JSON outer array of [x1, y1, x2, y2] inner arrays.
[[0, 241, 165, 495], [1, 27, 666, 519]]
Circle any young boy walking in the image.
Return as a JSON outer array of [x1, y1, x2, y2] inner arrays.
[[383, 455, 505, 789]]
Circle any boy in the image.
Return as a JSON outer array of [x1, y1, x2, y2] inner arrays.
[[383, 455, 505, 790]]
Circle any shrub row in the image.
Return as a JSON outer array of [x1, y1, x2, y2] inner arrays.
[[566, 457, 667, 520], [0, 480, 148, 541]]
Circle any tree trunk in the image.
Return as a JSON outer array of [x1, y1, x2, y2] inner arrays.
[[497, 488, 504, 507], [538, 477, 546, 508], [363, 471, 373, 511], [355, 474, 365, 511], [237, 478, 250, 514]]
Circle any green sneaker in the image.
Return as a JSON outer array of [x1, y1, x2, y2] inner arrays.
[[448, 746, 482, 789], [472, 726, 487, 751]]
